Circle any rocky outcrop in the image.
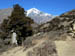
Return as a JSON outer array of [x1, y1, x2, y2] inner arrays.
[[38, 9, 75, 33], [27, 40, 57, 56]]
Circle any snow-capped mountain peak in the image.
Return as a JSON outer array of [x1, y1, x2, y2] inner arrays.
[[27, 8, 54, 24], [27, 8, 40, 15]]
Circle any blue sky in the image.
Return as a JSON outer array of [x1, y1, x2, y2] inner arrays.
[[0, 0, 75, 15]]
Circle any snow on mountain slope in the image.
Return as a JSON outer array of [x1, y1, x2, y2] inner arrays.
[[0, 8, 54, 24], [27, 8, 54, 24]]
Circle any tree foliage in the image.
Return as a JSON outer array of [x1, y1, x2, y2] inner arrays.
[[1, 4, 34, 44]]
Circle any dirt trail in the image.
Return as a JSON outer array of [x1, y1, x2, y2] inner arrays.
[[1, 37, 75, 56], [55, 41, 75, 56], [0, 39, 45, 56]]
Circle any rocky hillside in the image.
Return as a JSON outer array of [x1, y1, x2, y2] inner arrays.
[[0, 9, 75, 56], [1, 30, 75, 56], [38, 9, 75, 32]]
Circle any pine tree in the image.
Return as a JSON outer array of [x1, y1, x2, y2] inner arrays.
[[1, 4, 34, 45]]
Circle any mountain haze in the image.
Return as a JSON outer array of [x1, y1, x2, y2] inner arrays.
[[0, 8, 12, 23]]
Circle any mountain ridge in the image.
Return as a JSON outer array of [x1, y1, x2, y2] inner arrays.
[[0, 8, 54, 24], [27, 8, 54, 24]]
